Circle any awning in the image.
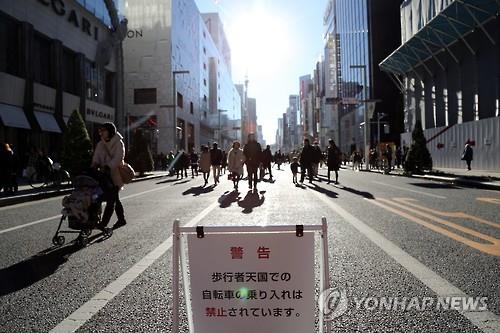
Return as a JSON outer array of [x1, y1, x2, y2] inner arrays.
[[34, 111, 62, 133], [0, 103, 31, 129], [380, 0, 500, 75]]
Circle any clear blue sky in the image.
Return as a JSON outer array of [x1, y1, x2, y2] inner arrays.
[[194, 0, 327, 144]]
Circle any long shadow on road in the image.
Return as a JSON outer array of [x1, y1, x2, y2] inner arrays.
[[333, 184, 375, 199], [238, 190, 265, 214], [183, 185, 214, 197], [0, 244, 79, 296], [218, 190, 241, 208], [0, 232, 108, 296]]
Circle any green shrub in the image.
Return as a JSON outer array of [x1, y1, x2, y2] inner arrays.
[[404, 121, 432, 174], [61, 110, 93, 177]]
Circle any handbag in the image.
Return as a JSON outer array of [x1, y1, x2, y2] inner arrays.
[[102, 143, 135, 184], [118, 163, 135, 184]]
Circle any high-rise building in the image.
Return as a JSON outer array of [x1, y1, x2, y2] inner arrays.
[[0, 0, 125, 158], [299, 75, 315, 141], [381, 0, 500, 171], [287, 95, 299, 149], [323, 0, 402, 155], [123, 0, 240, 153]]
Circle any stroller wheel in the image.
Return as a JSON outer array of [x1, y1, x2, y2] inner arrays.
[[53, 235, 65, 246], [76, 235, 89, 247], [103, 227, 113, 238]]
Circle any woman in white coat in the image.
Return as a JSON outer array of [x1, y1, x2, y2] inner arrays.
[[91, 122, 127, 230], [227, 141, 246, 190]]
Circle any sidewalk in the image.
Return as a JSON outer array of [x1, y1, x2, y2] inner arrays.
[[341, 164, 500, 190], [0, 171, 171, 208]]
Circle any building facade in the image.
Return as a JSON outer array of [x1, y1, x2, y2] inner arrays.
[[323, 0, 403, 155], [123, 0, 240, 154], [381, 0, 500, 171], [0, 0, 122, 161]]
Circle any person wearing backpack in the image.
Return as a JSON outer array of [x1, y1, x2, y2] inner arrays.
[[91, 122, 127, 230]]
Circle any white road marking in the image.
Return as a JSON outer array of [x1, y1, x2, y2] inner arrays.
[[0, 185, 175, 235], [372, 181, 447, 199], [49, 200, 219, 333], [309, 189, 500, 333], [0, 195, 62, 211]]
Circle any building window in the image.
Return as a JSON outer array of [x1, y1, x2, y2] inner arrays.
[[33, 33, 53, 87], [203, 79, 207, 86], [177, 92, 183, 108], [190, 101, 194, 114], [134, 88, 157, 104], [203, 47, 206, 55], [62, 48, 77, 95], [203, 63, 206, 70], [0, 15, 20, 76], [84, 59, 113, 105], [203, 31, 206, 38]]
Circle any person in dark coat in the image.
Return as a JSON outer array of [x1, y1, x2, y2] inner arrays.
[[189, 149, 199, 178], [300, 138, 315, 184], [461, 143, 473, 170], [243, 133, 262, 191], [327, 139, 341, 184], [312, 141, 322, 178], [210, 142, 223, 185], [385, 144, 393, 171], [261, 145, 273, 180]]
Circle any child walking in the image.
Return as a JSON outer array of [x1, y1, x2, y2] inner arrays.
[[290, 157, 299, 184]]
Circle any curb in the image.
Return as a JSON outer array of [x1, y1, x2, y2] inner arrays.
[[340, 166, 500, 191], [0, 173, 170, 208]]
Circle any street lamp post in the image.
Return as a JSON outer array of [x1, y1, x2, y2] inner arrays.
[[377, 112, 387, 145], [172, 70, 189, 152], [350, 64, 370, 170]]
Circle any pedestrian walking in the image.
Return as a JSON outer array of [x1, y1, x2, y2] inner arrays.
[[210, 142, 223, 185], [300, 138, 314, 184], [261, 145, 273, 181], [385, 144, 393, 171], [327, 139, 341, 184], [461, 143, 473, 171], [274, 150, 283, 170], [312, 141, 322, 178], [395, 146, 403, 169], [190, 149, 199, 178], [290, 157, 299, 184], [243, 133, 262, 191], [0, 143, 15, 194], [199, 145, 211, 186], [221, 150, 227, 175], [91, 122, 127, 230], [227, 141, 245, 190]]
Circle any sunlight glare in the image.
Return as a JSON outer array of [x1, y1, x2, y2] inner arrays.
[[226, 7, 291, 77]]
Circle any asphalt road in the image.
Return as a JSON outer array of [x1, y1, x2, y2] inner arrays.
[[0, 165, 499, 332]]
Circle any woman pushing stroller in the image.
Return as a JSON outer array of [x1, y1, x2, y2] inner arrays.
[[91, 122, 127, 231]]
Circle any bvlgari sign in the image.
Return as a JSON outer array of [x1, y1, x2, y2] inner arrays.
[[85, 100, 115, 124], [37, 0, 99, 41]]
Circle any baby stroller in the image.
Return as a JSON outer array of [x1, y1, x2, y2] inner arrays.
[[52, 172, 113, 247]]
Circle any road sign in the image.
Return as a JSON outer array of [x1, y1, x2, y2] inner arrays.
[[172, 222, 331, 333]]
